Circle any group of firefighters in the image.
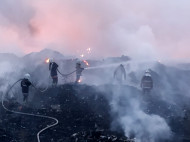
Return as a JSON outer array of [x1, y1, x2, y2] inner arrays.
[[114, 64, 153, 93], [20, 59, 84, 103], [20, 60, 153, 103]]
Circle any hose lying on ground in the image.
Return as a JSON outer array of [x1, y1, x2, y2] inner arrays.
[[1, 79, 59, 142]]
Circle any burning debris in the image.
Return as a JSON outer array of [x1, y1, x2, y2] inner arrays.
[[77, 79, 82, 83], [80, 54, 84, 58], [1, 79, 190, 141], [0, 84, 131, 142], [87, 48, 91, 53], [78, 48, 92, 61], [1, 49, 190, 142], [45, 58, 50, 63], [83, 60, 89, 66]]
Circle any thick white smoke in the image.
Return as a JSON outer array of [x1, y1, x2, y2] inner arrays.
[[0, 60, 24, 100], [110, 86, 171, 142]]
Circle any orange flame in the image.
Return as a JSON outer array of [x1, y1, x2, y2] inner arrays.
[[78, 79, 81, 83], [83, 60, 89, 66], [45, 58, 50, 63]]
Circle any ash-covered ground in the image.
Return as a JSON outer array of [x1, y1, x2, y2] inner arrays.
[[0, 84, 134, 142], [0, 84, 190, 142]]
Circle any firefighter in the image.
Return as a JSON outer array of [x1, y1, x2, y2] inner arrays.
[[21, 73, 32, 103], [49, 58, 59, 86], [141, 70, 153, 94], [114, 64, 126, 83], [75, 61, 84, 83]]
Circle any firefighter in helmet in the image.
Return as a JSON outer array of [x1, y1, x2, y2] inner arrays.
[[49, 58, 59, 86], [141, 69, 153, 94], [21, 73, 32, 103], [114, 64, 127, 84], [75, 61, 84, 83]]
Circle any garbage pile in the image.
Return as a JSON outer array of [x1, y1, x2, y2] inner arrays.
[[0, 84, 132, 142], [71, 127, 135, 142], [1, 84, 190, 142]]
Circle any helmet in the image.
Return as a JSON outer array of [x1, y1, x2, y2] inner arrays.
[[145, 70, 151, 77], [49, 58, 53, 63], [24, 73, 30, 80]]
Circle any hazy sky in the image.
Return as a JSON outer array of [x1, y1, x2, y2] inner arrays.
[[0, 0, 190, 60]]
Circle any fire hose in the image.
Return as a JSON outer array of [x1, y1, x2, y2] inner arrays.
[[1, 79, 59, 142], [57, 69, 77, 83], [57, 69, 76, 77], [32, 75, 52, 93]]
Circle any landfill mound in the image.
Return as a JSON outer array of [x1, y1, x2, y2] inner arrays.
[[0, 84, 190, 142], [0, 84, 134, 142]]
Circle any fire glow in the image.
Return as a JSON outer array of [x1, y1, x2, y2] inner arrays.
[[83, 60, 89, 66], [87, 48, 91, 54], [80, 54, 84, 58], [46, 58, 50, 63]]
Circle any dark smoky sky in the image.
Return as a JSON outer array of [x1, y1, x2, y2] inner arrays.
[[0, 0, 190, 60]]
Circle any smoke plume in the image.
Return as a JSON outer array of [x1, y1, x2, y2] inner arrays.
[[0, 0, 190, 60]]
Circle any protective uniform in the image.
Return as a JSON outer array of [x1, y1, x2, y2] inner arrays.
[[114, 64, 126, 83], [21, 74, 32, 103], [49, 59, 59, 86], [75, 62, 84, 83], [141, 70, 153, 93]]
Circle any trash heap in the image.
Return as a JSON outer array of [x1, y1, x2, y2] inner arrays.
[[0, 84, 134, 142], [1, 84, 190, 142], [71, 128, 134, 142]]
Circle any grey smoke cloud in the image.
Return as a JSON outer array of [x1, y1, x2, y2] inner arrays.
[[0, 0, 35, 34], [0, 1, 190, 140], [0, 0, 190, 59]]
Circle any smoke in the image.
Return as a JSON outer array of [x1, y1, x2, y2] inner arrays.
[[0, 49, 186, 142], [0, 54, 174, 142], [92, 62, 173, 142], [0, 0, 190, 141], [0, 60, 24, 101], [109, 86, 171, 142], [0, 0, 36, 55], [83, 59, 190, 141], [0, 0, 190, 60]]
